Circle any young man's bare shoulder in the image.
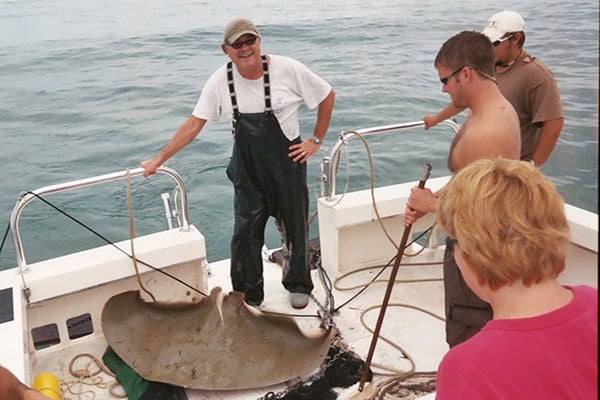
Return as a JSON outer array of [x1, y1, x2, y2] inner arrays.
[[457, 120, 519, 163], [470, 102, 519, 143]]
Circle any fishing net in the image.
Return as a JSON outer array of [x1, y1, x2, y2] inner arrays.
[[260, 335, 372, 400]]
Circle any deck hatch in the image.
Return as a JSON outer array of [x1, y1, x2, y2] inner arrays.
[[0, 288, 13, 324], [31, 323, 60, 350], [67, 313, 93, 339]]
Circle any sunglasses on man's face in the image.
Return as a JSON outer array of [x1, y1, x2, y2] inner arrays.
[[229, 36, 258, 49], [440, 66, 465, 85], [492, 34, 514, 47]]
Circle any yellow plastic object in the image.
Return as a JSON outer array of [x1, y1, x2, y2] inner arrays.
[[32, 372, 61, 400]]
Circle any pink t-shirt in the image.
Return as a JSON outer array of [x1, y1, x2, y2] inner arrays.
[[435, 285, 598, 399]]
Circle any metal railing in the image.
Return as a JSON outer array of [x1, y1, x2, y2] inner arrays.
[[319, 119, 460, 200], [10, 166, 190, 273]]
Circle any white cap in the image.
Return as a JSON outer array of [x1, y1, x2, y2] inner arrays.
[[482, 11, 525, 42]]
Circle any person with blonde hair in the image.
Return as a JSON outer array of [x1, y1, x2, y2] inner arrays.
[[434, 158, 598, 399]]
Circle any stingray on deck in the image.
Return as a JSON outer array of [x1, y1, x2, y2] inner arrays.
[[101, 287, 335, 390]]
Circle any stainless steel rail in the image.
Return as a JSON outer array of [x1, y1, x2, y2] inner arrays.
[[10, 166, 190, 273], [319, 119, 460, 200]]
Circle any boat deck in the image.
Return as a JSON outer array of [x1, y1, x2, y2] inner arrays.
[[26, 238, 597, 399], [26, 242, 448, 400], [2, 164, 596, 400]]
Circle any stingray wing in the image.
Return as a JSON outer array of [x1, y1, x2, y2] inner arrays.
[[101, 287, 334, 390]]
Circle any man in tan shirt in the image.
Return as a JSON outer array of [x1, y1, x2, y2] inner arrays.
[[423, 11, 563, 167], [404, 30, 521, 347]]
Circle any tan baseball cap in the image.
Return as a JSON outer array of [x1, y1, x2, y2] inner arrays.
[[223, 18, 260, 45]]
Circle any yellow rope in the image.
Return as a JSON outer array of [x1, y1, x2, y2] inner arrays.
[[337, 131, 438, 254], [58, 171, 159, 399], [125, 168, 156, 302], [334, 262, 442, 292], [60, 352, 126, 399]]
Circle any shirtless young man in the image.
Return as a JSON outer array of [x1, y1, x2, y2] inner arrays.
[[403, 31, 521, 347]]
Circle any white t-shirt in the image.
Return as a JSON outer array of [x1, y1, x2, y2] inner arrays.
[[192, 54, 332, 141]]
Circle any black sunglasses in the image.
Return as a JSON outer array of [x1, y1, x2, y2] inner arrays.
[[440, 65, 465, 85], [229, 36, 258, 49], [492, 34, 514, 47]]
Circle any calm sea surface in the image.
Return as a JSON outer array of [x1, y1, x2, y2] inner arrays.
[[0, 0, 597, 269]]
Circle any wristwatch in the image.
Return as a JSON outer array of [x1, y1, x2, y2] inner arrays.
[[311, 136, 322, 145]]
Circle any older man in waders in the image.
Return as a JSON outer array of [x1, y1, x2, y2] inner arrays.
[[140, 18, 335, 309]]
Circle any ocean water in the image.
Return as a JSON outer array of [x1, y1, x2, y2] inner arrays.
[[0, 0, 597, 269]]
